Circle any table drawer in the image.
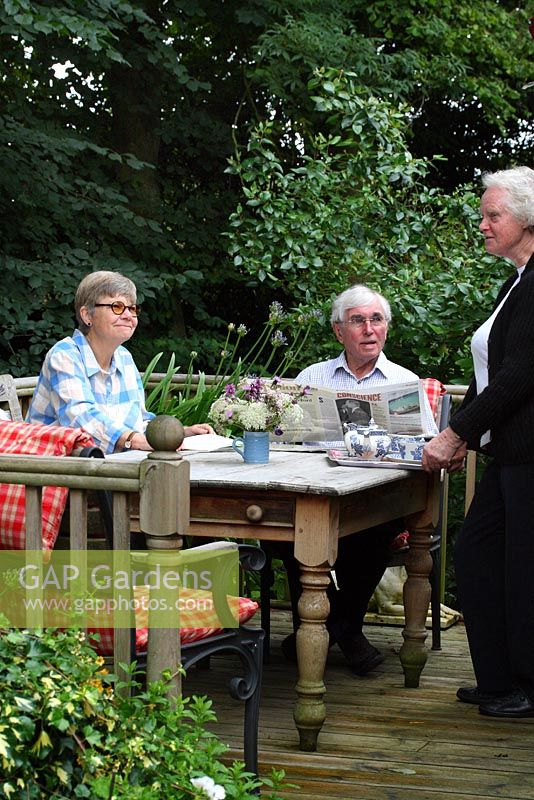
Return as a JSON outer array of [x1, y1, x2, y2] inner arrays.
[[190, 489, 295, 528]]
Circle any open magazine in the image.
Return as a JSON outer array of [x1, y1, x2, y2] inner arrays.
[[277, 380, 430, 443]]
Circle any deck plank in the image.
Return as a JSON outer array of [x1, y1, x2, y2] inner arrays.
[[183, 612, 534, 799]]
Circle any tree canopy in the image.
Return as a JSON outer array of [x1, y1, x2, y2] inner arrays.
[[1, 0, 532, 380]]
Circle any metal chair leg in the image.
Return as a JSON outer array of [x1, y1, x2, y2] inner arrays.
[[430, 548, 442, 650], [260, 546, 273, 663]]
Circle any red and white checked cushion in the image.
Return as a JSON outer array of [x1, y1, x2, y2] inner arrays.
[[91, 591, 259, 656], [421, 378, 446, 423], [0, 420, 95, 550]]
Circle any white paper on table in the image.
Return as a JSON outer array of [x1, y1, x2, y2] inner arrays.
[[180, 433, 233, 452]]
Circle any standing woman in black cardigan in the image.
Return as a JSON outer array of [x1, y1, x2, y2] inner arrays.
[[423, 166, 534, 718]]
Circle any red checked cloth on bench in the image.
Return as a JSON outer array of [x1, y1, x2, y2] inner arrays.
[[421, 378, 446, 423], [91, 588, 259, 656], [0, 420, 95, 550]]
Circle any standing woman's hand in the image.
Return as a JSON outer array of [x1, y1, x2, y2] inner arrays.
[[422, 427, 465, 473], [447, 441, 468, 473]]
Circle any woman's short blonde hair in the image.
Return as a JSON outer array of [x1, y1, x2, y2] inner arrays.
[[75, 271, 137, 334]]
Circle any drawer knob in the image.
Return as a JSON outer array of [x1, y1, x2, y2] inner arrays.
[[246, 504, 263, 522]]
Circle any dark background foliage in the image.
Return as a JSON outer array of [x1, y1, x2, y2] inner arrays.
[[1, 0, 532, 380]]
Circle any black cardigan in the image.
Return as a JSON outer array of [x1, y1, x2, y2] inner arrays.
[[451, 251, 534, 464]]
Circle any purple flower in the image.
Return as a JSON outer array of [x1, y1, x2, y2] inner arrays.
[[244, 376, 263, 402]]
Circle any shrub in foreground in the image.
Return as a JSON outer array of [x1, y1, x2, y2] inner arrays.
[[0, 625, 289, 799]]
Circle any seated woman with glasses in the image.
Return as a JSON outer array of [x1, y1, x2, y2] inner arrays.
[[27, 270, 213, 453]]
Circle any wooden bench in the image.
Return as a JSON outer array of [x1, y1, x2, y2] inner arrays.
[[0, 389, 264, 773]]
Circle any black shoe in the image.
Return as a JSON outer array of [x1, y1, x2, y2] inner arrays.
[[479, 690, 534, 718], [337, 632, 384, 676], [456, 686, 511, 705], [280, 630, 336, 663]]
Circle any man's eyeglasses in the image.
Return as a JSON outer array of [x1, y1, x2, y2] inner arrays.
[[339, 313, 386, 328], [95, 302, 141, 317]]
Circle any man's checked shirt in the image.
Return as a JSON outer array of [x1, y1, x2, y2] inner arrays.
[[295, 351, 438, 446], [27, 329, 154, 454]]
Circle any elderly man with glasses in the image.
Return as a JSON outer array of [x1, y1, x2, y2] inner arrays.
[[278, 283, 437, 675], [28, 270, 212, 453]]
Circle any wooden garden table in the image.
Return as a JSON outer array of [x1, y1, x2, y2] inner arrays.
[[184, 448, 439, 752]]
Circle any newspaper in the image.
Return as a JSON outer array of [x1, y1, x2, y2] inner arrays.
[[278, 380, 429, 443]]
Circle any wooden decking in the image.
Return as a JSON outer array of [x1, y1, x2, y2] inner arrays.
[[183, 611, 534, 799]]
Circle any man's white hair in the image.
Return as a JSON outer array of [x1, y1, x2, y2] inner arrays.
[[330, 284, 391, 325]]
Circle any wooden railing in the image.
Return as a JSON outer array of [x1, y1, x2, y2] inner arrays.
[[12, 374, 476, 504], [0, 416, 190, 697]]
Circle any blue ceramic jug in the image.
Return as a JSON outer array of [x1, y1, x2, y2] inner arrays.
[[231, 431, 270, 464]]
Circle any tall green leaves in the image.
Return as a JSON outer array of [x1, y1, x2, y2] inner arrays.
[[1, 0, 530, 381], [226, 68, 504, 382], [142, 304, 322, 424]]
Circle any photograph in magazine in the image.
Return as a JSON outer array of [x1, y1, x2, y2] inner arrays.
[[388, 390, 420, 417], [336, 398, 372, 427]]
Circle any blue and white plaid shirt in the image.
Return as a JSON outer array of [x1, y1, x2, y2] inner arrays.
[[27, 329, 154, 454], [295, 351, 437, 446]]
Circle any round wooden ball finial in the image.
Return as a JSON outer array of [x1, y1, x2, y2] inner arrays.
[[146, 415, 185, 459]]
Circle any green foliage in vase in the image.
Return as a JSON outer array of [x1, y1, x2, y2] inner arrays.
[[142, 302, 322, 425], [0, 624, 290, 799]]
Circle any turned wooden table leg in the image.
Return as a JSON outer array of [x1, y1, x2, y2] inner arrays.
[[401, 474, 439, 687], [293, 562, 331, 752]]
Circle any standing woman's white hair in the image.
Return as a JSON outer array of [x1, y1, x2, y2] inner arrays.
[[482, 166, 534, 230]]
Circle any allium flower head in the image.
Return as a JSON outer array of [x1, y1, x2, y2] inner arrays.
[[271, 330, 288, 348], [268, 300, 285, 323]]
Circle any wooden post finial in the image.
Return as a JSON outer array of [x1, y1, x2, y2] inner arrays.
[[146, 415, 185, 459]]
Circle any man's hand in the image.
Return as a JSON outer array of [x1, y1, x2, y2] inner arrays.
[[422, 427, 465, 473]]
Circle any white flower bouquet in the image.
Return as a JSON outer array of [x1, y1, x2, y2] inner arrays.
[[209, 376, 306, 435]]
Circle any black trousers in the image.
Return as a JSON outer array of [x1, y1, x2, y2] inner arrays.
[[454, 459, 534, 699], [274, 520, 402, 640]]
